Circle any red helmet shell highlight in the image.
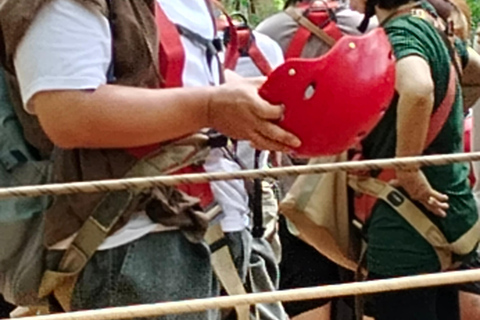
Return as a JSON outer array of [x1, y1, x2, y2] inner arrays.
[[259, 28, 396, 156]]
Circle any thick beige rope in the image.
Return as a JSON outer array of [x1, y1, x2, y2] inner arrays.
[[2, 152, 480, 200], [8, 269, 480, 320]]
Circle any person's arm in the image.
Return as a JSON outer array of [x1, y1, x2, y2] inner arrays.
[[394, 56, 449, 217], [462, 47, 480, 110], [395, 56, 434, 157], [32, 77, 301, 152], [15, 0, 300, 153], [31, 85, 210, 149]]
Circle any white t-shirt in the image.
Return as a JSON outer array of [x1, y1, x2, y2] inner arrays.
[[14, 0, 249, 248]]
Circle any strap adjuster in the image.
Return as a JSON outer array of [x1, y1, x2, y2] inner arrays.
[[207, 133, 228, 149], [386, 190, 405, 207]]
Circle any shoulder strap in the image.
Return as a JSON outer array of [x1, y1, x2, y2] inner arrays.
[[410, 9, 460, 149], [424, 65, 456, 149], [284, 2, 343, 59], [221, 10, 272, 76], [285, 6, 336, 48], [204, 222, 250, 320], [131, 2, 226, 159], [40, 189, 134, 311], [246, 36, 273, 76], [155, 1, 185, 88], [224, 25, 273, 76], [127, 2, 188, 159], [106, 0, 181, 86], [220, 9, 240, 70]]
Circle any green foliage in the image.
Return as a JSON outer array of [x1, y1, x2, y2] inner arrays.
[[225, 1, 479, 28], [467, 0, 480, 28], [224, 0, 284, 26]]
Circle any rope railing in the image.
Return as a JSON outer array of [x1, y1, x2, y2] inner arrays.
[[3, 152, 480, 320], [7, 268, 480, 320], [2, 152, 480, 200]]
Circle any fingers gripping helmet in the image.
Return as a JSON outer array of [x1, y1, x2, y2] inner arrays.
[[259, 28, 395, 156]]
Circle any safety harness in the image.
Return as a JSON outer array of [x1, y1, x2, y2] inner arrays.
[[284, 0, 343, 58], [125, 1, 227, 208], [221, 12, 273, 76]]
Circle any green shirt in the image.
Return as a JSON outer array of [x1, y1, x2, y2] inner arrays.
[[363, 8, 478, 276]]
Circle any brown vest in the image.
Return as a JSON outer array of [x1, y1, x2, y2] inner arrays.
[[0, 0, 203, 246]]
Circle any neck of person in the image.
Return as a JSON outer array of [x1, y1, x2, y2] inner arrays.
[[375, 7, 394, 24]]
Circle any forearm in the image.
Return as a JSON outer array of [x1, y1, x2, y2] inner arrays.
[[462, 48, 480, 110], [462, 48, 480, 87], [396, 92, 434, 157], [32, 84, 214, 149]]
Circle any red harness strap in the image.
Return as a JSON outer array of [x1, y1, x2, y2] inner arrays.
[[157, 4, 186, 88], [285, 2, 343, 59], [127, 2, 214, 207], [222, 15, 273, 76], [221, 13, 239, 71], [227, 27, 273, 76], [353, 66, 457, 223], [126, 2, 186, 159]]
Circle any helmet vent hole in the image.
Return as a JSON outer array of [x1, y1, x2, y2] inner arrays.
[[304, 83, 316, 100]]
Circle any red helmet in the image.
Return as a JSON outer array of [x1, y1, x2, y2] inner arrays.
[[259, 28, 396, 157]]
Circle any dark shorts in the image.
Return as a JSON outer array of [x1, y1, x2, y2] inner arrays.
[[458, 250, 480, 294], [278, 217, 352, 317], [367, 272, 460, 320]]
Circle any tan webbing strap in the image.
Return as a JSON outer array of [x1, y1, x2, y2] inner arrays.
[[450, 217, 480, 255], [10, 306, 49, 318], [285, 7, 336, 48], [126, 134, 212, 177], [204, 219, 249, 320], [39, 190, 134, 311], [349, 175, 480, 259], [40, 136, 213, 311], [348, 175, 453, 270]]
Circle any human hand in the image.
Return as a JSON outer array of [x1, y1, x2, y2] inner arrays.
[[207, 76, 301, 152], [391, 169, 449, 217]]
